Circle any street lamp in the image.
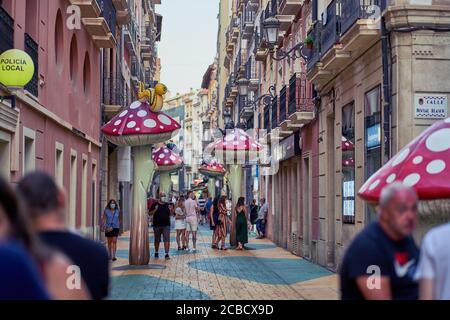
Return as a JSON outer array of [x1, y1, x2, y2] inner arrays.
[[236, 76, 250, 97], [262, 16, 309, 61]]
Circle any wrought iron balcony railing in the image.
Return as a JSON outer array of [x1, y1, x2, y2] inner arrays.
[[264, 105, 270, 133], [98, 0, 117, 36], [279, 85, 287, 124], [320, 0, 340, 58], [245, 56, 257, 80], [271, 96, 278, 130], [24, 33, 39, 97], [103, 74, 125, 106], [288, 73, 314, 115], [0, 6, 14, 54], [340, 0, 386, 36]]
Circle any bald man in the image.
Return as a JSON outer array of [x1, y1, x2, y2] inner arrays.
[[340, 183, 419, 300]]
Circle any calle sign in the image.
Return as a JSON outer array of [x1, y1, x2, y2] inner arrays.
[[0, 49, 35, 89]]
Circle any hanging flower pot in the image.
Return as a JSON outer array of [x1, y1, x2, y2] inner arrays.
[[304, 35, 314, 50]]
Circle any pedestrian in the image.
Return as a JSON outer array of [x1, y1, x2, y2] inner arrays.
[[18, 171, 107, 299], [205, 196, 213, 225], [102, 199, 121, 261], [235, 197, 251, 250], [215, 196, 229, 250], [174, 197, 187, 251], [339, 183, 419, 300], [415, 222, 450, 300], [198, 193, 207, 225], [149, 192, 173, 260], [185, 191, 199, 252], [256, 198, 268, 239], [249, 199, 259, 233], [209, 196, 219, 249]]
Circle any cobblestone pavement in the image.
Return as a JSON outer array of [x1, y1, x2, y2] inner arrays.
[[109, 225, 338, 300]]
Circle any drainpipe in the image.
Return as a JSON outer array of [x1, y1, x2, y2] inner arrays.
[[98, 48, 105, 242], [381, 16, 392, 163]]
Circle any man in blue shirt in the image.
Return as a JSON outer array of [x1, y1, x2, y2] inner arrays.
[[205, 197, 213, 223]]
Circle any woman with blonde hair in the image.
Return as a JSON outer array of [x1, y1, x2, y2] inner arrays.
[[174, 196, 187, 250]]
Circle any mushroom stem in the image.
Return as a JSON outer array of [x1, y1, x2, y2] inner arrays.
[[208, 178, 216, 199], [159, 172, 172, 197], [228, 164, 243, 247], [129, 145, 155, 265]]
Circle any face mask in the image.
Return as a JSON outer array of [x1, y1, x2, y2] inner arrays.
[[110, 204, 116, 209]]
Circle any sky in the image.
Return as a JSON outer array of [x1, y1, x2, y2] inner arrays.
[[157, 0, 219, 96]]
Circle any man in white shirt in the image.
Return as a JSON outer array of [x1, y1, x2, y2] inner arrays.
[[184, 191, 199, 252], [415, 223, 450, 300]]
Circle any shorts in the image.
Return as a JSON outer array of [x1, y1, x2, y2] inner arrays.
[[153, 226, 171, 243], [200, 209, 207, 216], [175, 219, 186, 230], [105, 228, 120, 238], [186, 217, 198, 232]]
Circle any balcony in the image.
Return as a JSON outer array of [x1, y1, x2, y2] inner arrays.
[[306, 21, 321, 73], [242, 7, 256, 39], [69, 0, 101, 18], [24, 34, 39, 97], [272, 0, 295, 34], [287, 73, 315, 128], [231, 17, 240, 43], [112, 0, 130, 25], [254, 28, 268, 62], [226, 28, 235, 55], [0, 7, 14, 54], [124, 21, 138, 56], [245, 56, 259, 91], [81, 0, 116, 48], [103, 74, 125, 119], [279, 0, 303, 16], [307, 0, 385, 89], [130, 58, 144, 88], [228, 72, 238, 99], [225, 84, 234, 108]]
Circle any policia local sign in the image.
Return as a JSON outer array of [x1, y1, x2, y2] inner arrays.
[[0, 49, 35, 88], [414, 94, 448, 119]]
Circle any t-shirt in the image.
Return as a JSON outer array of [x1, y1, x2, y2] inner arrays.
[[104, 208, 120, 229], [205, 199, 213, 214], [257, 203, 268, 220], [414, 223, 450, 300], [0, 241, 50, 300], [198, 198, 206, 210], [39, 231, 110, 300], [175, 207, 185, 219], [150, 202, 171, 227], [185, 198, 197, 219], [340, 222, 419, 300]]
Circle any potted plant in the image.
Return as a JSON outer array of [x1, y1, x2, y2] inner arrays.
[[304, 35, 314, 49]]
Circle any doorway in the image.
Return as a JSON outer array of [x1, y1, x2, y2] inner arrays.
[[302, 155, 312, 259]]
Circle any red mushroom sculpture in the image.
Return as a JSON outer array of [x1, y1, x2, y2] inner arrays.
[[152, 145, 183, 197], [199, 159, 226, 198], [101, 84, 180, 265], [358, 117, 450, 240], [210, 128, 263, 246]]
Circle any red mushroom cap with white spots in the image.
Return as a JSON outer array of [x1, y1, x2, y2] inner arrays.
[[101, 101, 181, 147], [358, 117, 450, 202], [212, 129, 263, 162], [152, 146, 183, 172], [199, 159, 226, 177]]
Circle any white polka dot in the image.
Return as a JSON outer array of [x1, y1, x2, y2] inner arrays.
[[113, 128, 117, 133], [137, 110, 148, 118], [445, 118, 450, 123], [426, 128, 450, 152], [158, 114, 172, 125], [225, 135, 235, 142], [129, 115, 134, 118], [240, 136, 247, 141], [136, 128, 140, 132], [426, 159, 446, 174], [369, 179, 381, 191], [164, 160, 169, 165], [114, 120, 122, 126], [159, 154, 165, 159], [170, 155, 176, 161], [392, 148, 410, 167], [233, 141, 239, 146], [403, 173, 421, 187], [164, 149, 169, 154], [160, 126, 164, 130], [252, 143, 257, 148], [386, 174, 396, 184], [144, 119, 157, 128], [413, 156, 423, 165], [119, 110, 128, 117], [130, 101, 141, 109], [127, 121, 136, 129]]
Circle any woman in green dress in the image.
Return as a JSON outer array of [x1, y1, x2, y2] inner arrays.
[[235, 197, 250, 250]]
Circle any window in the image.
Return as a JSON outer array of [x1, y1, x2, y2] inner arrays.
[[55, 10, 64, 70], [83, 52, 91, 96], [342, 103, 355, 224], [69, 150, 77, 228], [365, 86, 382, 223], [69, 35, 78, 83], [0, 131, 11, 179], [23, 127, 36, 174], [55, 142, 64, 187], [81, 156, 88, 233]]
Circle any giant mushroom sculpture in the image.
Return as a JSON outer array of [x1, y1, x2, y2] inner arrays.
[[358, 117, 450, 240], [210, 128, 263, 246], [199, 159, 226, 198], [152, 145, 183, 197], [101, 85, 180, 265]]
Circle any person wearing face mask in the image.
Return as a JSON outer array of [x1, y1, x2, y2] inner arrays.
[[149, 192, 174, 260], [102, 200, 121, 261]]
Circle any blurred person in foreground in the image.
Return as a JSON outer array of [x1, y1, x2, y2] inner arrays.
[[415, 221, 450, 300], [17, 171, 109, 300], [340, 183, 419, 300], [0, 176, 88, 300]]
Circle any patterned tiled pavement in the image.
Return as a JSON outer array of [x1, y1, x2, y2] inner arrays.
[[109, 225, 338, 300]]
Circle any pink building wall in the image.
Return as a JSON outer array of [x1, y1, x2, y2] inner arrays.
[[3, 0, 101, 231]]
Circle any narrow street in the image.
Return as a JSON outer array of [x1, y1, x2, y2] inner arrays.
[[109, 225, 338, 300]]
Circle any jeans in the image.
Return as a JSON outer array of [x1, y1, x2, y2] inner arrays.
[[256, 219, 265, 235]]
